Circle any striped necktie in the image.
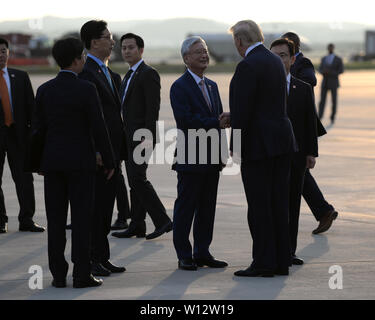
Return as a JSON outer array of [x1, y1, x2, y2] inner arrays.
[[199, 79, 213, 113]]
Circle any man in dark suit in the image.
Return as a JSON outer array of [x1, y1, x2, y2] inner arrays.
[[31, 38, 115, 288], [282, 32, 338, 235], [318, 43, 344, 124], [110, 169, 130, 230], [230, 21, 297, 277], [79, 20, 127, 276], [282, 32, 317, 87], [271, 38, 318, 266], [0, 37, 44, 234], [170, 36, 229, 271], [112, 33, 172, 240]]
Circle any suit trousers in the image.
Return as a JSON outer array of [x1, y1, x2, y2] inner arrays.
[[115, 166, 130, 221], [241, 154, 291, 271], [302, 169, 334, 221], [44, 171, 95, 280], [125, 153, 170, 230], [173, 170, 220, 260], [289, 155, 307, 256], [91, 166, 118, 263], [0, 125, 35, 224], [319, 86, 338, 122]]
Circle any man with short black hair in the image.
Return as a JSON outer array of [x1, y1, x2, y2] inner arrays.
[[31, 37, 115, 288], [112, 33, 172, 240], [79, 20, 128, 277], [271, 38, 318, 266], [282, 32, 338, 235], [0, 37, 44, 234]]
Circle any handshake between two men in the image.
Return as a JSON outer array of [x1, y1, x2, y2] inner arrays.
[[219, 112, 231, 128]]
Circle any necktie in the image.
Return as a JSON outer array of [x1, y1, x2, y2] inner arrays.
[[199, 79, 212, 113], [101, 65, 114, 92], [121, 69, 134, 103], [0, 70, 13, 127]]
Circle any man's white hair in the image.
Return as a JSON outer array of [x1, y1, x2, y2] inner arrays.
[[180, 36, 207, 58]]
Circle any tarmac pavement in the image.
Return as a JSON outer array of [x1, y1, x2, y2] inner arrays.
[[0, 71, 374, 300]]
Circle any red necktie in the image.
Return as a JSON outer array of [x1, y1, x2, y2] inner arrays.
[[0, 70, 13, 126]]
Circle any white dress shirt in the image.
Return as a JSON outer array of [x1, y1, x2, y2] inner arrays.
[[245, 42, 263, 56], [1, 67, 14, 114], [325, 53, 335, 65], [122, 59, 144, 103], [286, 73, 291, 95]]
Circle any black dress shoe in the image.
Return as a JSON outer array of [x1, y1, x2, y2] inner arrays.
[[292, 256, 304, 265], [52, 279, 66, 288], [274, 268, 289, 276], [19, 222, 45, 232], [178, 259, 198, 271], [102, 260, 126, 273], [145, 221, 173, 240], [66, 224, 72, 230], [111, 219, 129, 230], [194, 256, 228, 268], [0, 222, 7, 233], [312, 210, 338, 234], [234, 266, 274, 277], [73, 274, 103, 288], [112, 227, 145, 238], [91, 263, 111, 276]]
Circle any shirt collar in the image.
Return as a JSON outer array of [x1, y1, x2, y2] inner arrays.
[[187, 68, 205, 85], [295, 52, 302, 58], [245, 42, 262, 56], [87, 53, 106, 68], [130, 59, 143, 73], [1, 67, 8, 75], [59, 70, 78, 76]]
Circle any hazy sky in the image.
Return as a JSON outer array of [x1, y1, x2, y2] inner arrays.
[[1, 0, 374, 25]]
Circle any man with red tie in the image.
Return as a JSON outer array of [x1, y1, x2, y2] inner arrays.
[[0, 37, 44, 234]]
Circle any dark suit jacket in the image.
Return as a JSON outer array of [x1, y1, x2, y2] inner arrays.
[[29, 71, 115, 173], [230, 44, 297, 162], [290, 52, 317, 87], [319, 55, 344, 89], [288, 76, 318, 157], [79, 57, 127, 163], [121, 62, 160, 148], [0, 68, 34, 150], [170, 70, 227, 172], [290, 54, 326, 137]]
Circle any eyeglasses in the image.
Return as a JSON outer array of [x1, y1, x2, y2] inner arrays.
[[190, 49, 209, 56]]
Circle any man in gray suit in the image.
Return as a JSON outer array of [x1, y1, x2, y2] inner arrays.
[[318, 43, 344, 124]]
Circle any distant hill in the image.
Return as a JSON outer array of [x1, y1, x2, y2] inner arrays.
[[1, 16, 374, 47]]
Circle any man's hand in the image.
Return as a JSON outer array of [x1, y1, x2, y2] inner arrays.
[[96, 152, 103, 167], [104, 168, 115, 180], [306, 156, 316, 169], [219, 112, 231, 128]]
